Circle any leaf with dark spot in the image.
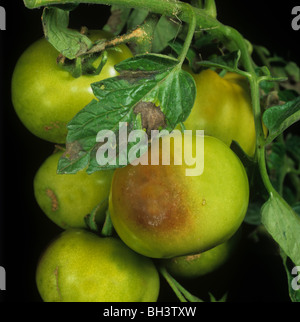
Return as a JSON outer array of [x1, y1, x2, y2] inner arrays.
[[57, 54, 196, 174]]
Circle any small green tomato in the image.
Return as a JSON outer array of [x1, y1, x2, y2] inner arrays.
[[36, 229, 160, 302], [34, 150, 114, 229]]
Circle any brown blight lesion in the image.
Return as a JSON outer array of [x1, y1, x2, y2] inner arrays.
[[134, 101, 166, 135], [115, 163, 191, 236], [46, 188, 59, 212]]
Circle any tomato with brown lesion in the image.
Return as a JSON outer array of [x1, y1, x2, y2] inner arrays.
[[109, 132, 250, 259]]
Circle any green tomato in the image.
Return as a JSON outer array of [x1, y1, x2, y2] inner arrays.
[[11, 30, 132, 143], [36, 229, 160, 302], [33, 150, 114, 229], [161, 230, 241, 279], [181, 68, 266, 157], [109, 132, 249, 259]]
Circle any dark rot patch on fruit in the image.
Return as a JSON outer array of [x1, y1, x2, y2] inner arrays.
[[46, 188, 59, 212], [113, 163, 191, 235]]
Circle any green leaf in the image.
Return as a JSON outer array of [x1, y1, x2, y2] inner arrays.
[[126, 8, 149, 31], [196, 50, 242, 72], [293, 202, 300, 216], [280, 250, 300, 302], [103, 6, 132, 36], [194, 33, 219, 50], [266, 142, 287, 192], [261, 192, 300, 266], [42, 7, 94, 59], [168, 39, 197, 70], [57, 54, 196, 174], [285, 134, 300, 162], [278, 89, 299, 102], [115, 53, 178, 71], [152, 16, 181, 53], [263, 96, 300, 145], [244, 202, 262, 226]]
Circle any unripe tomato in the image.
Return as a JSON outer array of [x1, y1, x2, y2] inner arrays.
[[33, 150, 114, 229], [182, 68, 258, 157], [11, 30, 132, 143], [109, 132, 249, 259], [161, 230, 241, 279], [36, 229, 160, 302]]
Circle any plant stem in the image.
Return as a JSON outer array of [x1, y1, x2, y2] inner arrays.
[[24, 0, 246, 64], [84, 14, 159, 56], [158, 266, 187, 302], [204, 0, 217, 18], [248, 75, 276, 195], [177, 4, 196, 65], [101, 210, 114, 237]]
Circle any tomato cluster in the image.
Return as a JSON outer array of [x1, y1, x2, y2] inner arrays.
[[11, 29, 256, 302]]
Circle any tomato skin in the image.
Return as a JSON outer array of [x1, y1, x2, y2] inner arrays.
[[11, 30, 132, 143], [109, 133, 249, 259], [33, 150, 114, 229], [161, 230, 241, 279], [36, 229, 160, 302], [182, 69, 260, 157]]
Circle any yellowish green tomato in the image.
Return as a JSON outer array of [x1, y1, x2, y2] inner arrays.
[[161, 230, 241, 279], [36, 229, 160, 302], [33, 150, 114, 229], [11, 30, 132, 143], [109, 132, 249, 259], [182, 68, 258, 157]]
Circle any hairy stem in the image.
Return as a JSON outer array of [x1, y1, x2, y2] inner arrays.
[[177, 4, 196, 65], [158, 266, 187, 302], [84, 14, 158, 56], [249, 75, 276, 195]]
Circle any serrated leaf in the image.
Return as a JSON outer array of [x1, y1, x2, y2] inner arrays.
[[42, 7, 93, 59], [196, 50, 241, 72], [263, 96, 300, 144], [261, 192, 300, 266], [57, 54, 196, 174], [115, 53, 178, 71], [168, 40, 197, 69]]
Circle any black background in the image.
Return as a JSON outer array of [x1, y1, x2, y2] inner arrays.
[[0, 0, 299, 304]]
